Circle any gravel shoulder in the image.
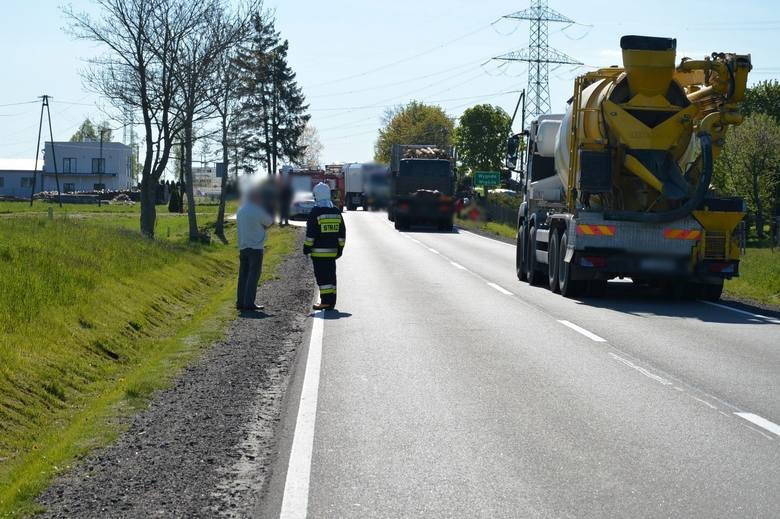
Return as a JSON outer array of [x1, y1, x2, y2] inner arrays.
[[37, 232, 314, 518]]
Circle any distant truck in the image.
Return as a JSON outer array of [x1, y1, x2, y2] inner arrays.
[[314, 166, 346, 211], [364, 164, 390, 211], [344, 163, 390, 211], [388, 145, 456, 231], [344, 163, 366, 211]]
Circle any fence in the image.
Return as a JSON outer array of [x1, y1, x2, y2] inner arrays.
[[481, 199, 519, 228]]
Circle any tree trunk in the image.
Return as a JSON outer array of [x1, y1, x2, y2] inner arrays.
[[215, 116, 229, 239], [140, 177, 157, 238], [184, 120, 199, 241]]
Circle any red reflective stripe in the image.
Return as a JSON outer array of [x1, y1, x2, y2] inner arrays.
[[577, 225, 616, 236], [664, 229, 702, 240]]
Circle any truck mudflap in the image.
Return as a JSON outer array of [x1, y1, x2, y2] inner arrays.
[[393, 193, 454, 224]]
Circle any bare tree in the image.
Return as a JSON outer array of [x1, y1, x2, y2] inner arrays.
[[165, 1, 257, 241], [296, 122, 323, 168], [65, 0, 199, 237]]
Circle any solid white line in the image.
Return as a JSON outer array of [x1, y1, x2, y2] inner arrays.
[[487, 282, 514, 296], [608, 353, 673, 386], [557, 320, 607, 342], [279, 312, 324, 519], [450, 261, 468, 271], [700, 301, 780, 325], [734, 412, 780, 437], [427, 247, 440, 255]]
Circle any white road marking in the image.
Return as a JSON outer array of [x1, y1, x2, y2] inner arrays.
[[280, 311, 324, 519], [608, 353, 673, 386], [557, 320, 607, 342], [456, 226, 515, 248], [410, 238, 421, 244], [700, 301, 780, 325], [427, 247, 440, 255], [487, 282, 514, 296], [450, 261, 468, 271], [734, 413, 780, 437], [691, 396, 718, 410]]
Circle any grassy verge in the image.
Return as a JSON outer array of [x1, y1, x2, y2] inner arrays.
[[725, 247, 780, 307], [456, 217, 516, 241], [0, 212, 295, 517]]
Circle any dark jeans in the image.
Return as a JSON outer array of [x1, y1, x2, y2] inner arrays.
[[237, 248, 264, 309]]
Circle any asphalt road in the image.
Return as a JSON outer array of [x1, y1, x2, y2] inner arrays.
[[267, 211, 780, 519]]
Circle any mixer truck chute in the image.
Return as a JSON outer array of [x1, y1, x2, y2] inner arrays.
[[508, 35, 752, 300]]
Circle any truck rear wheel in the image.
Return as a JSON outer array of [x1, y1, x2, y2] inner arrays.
[[548, 231, 560, 293], [526, 225, 544, 286], [516, 225, 527, 281], [558, 231, 582, 298]]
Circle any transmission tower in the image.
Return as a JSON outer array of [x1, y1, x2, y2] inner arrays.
[[493, 0, 582, 119]]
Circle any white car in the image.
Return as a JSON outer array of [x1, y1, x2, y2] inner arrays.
[[290, 192, 315, 219]]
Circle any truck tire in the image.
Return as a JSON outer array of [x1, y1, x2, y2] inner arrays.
[[516, 225, 527, 281], [548, 231, 560, 293], [394, 218, 406, 231], [526, 225, 543, 286], [558, 231, 582, 298]]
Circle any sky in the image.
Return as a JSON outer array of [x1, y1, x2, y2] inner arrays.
[[0, 0, 778, 170]]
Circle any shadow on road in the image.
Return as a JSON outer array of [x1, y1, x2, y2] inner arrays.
[[574, 282, 780, 325], [311, 310, 352, 320], [398, 226, 461, 235]]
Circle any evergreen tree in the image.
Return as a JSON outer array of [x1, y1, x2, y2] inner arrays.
[[235, 12, 309, 175]]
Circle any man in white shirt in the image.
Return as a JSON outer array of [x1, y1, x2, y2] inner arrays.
[[236, 188, 274, 311]]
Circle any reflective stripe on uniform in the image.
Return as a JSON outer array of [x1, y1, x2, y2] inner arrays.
[[311, 247, 338, 258], [338, 239, 346, 246], [317, 214, 342, 222], [319, 284, 337, 295], [304, 236, 314, 246]]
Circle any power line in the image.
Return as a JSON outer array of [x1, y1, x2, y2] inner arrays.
[[313, 22, 495, 88]]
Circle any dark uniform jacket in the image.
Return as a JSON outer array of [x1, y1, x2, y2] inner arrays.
[[304, 207, 346, 259]]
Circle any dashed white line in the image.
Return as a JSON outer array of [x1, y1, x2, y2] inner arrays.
[[734, 413, 780, 437], [279, 311, 324, 519], [608, 352, 673, 386], [450, 261, 468, 271], [557, 320, 607, 342], [700, 301, 780, 325], [487, 282, 514, 296]]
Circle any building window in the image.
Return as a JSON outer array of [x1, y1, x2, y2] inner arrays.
[[63, 158, 77, 173], [92, 158, 106, 174], [0, 177, 4, 188], [93, 183, 106, 191], [63, 183, 76, 193], [21, 177, 34, 188]]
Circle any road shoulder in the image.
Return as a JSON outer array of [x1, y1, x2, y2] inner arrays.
[[37, 233, 315, 518]]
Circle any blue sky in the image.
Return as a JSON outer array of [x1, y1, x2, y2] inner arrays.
[[0, 0, 778, 168]]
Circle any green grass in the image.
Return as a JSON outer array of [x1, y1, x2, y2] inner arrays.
[[725, 247, 780, 307], [0, 210, 295, 517], [456, 217, 516, 240]]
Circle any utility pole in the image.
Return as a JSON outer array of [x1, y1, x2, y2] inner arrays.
[[30, 95, 62, 208], [98, 126, 106, 207], [493, 0, 582, 120]]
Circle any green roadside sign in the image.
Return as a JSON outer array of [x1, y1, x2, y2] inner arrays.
[[474, 171, 501, 188]]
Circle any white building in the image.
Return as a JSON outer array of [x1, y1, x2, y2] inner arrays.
[[192, 165, 221, 190], [39, 141, 133, 192]]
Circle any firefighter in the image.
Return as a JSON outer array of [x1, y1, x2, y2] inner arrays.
[[304, 182, 346, 311]]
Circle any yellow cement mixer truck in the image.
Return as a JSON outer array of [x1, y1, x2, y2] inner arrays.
[[507, 35, 752, 300]]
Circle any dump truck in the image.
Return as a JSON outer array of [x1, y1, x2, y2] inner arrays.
[[507, 35, 752, 300], [388, 145, 456, 231]]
